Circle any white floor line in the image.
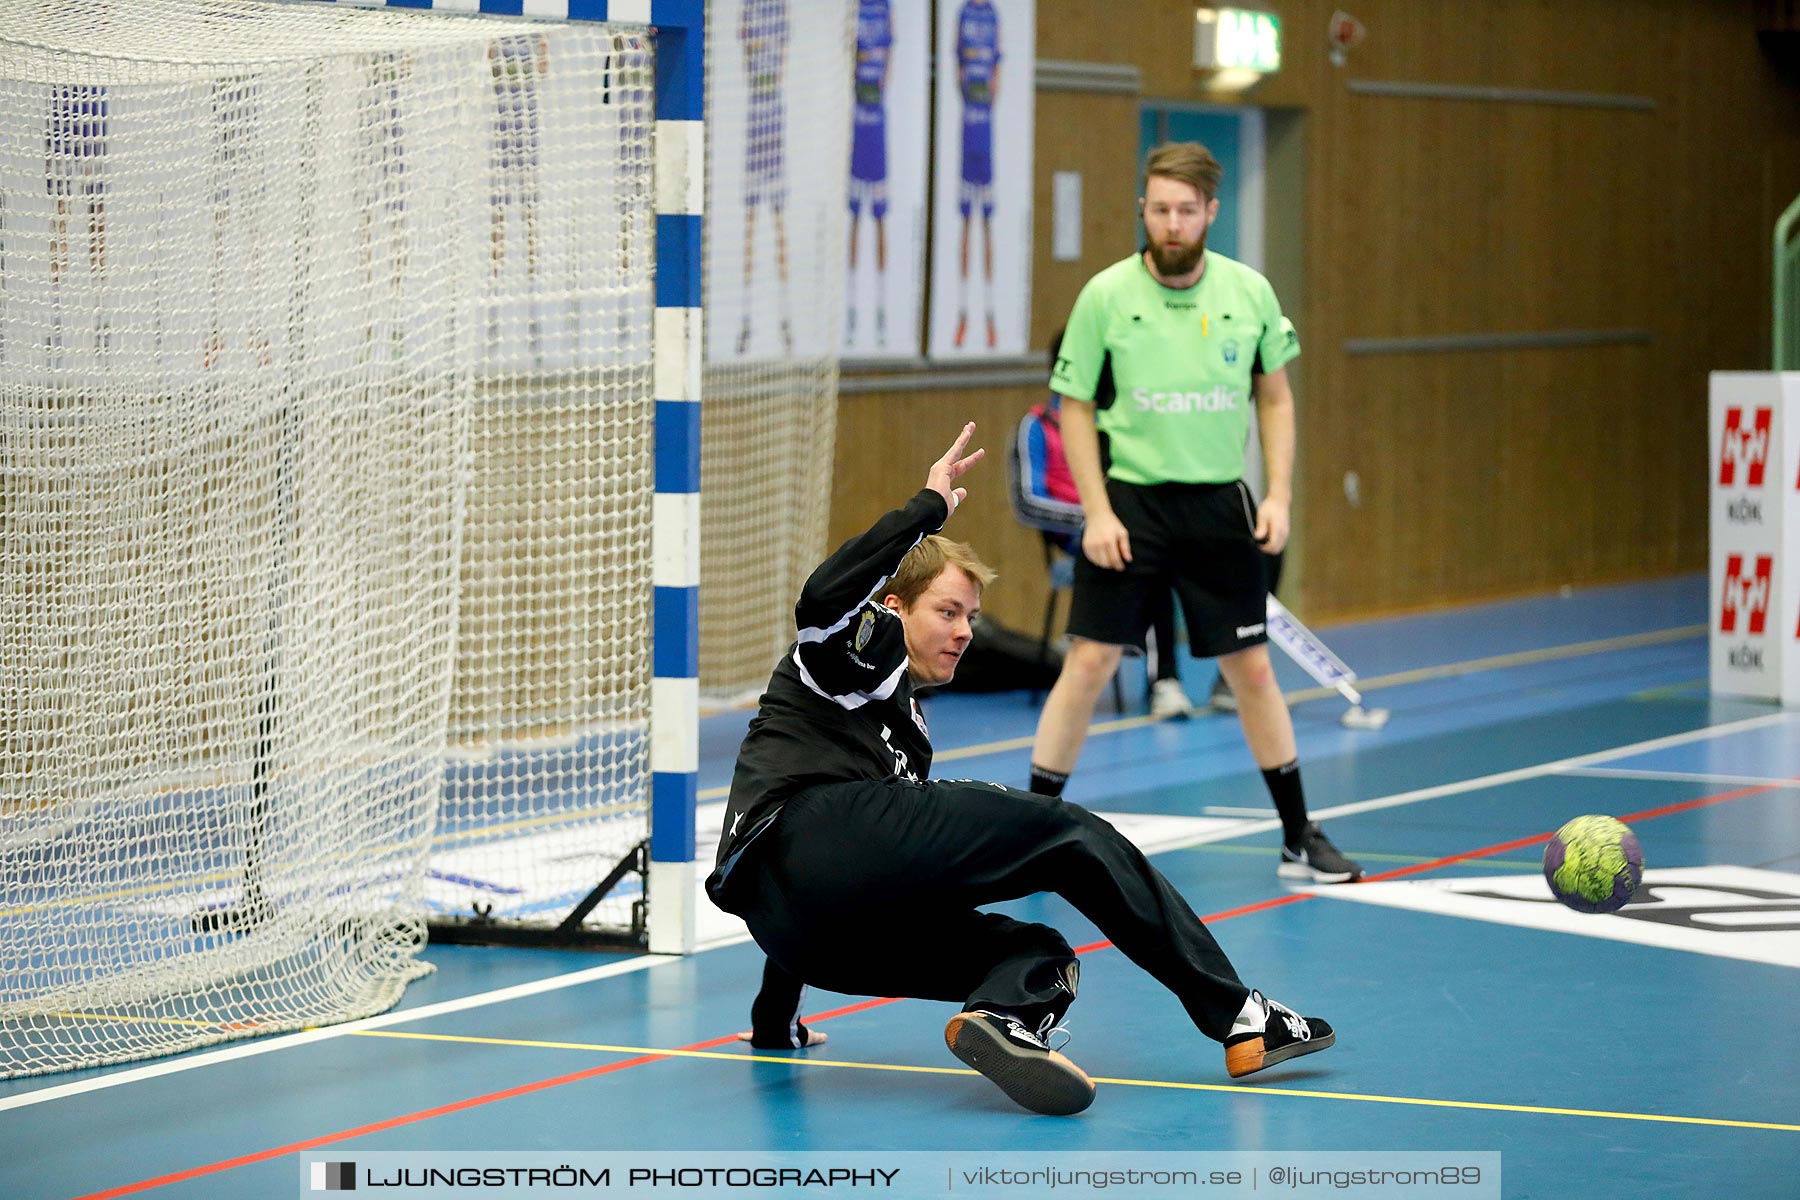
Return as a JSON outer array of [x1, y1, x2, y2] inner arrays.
[[1330, 624, 1706, 694], [0, 955, 677, 1115], [10, 711, 1790, 1114], [1096, 711, 1800, 857], [1559, 766, 1800, 788], [691, 622, 1712, 800]]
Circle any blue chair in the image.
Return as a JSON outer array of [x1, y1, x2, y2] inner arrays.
[[1005, 409, 1125, 711]]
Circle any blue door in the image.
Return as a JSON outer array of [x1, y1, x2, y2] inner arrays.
[[1139, 106, 1244, 262]]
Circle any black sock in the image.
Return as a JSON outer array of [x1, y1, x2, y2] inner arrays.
[[747, 958, 810, 1048], [1029, 765, 1069, 798], [1261, 759, 1309, 848]]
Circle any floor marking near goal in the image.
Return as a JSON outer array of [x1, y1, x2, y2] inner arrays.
[[1310, 866, 1800, 968], [10, 711, 1789, 1116]]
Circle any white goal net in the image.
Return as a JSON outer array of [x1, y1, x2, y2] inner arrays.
[[437, 22, 655, 949], [700, 0, 853, 702], [0, 1, 653, 1079]]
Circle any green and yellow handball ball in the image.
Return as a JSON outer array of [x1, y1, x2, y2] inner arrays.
[[1542, 815, 1644, 914]]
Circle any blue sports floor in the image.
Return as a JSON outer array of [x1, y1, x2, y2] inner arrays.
[[5, 573, 1798, 1199]]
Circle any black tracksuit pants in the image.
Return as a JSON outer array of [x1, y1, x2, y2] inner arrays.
[[720, 777, 1251, 1042]]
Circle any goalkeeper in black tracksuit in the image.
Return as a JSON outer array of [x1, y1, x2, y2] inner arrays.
[[704, 424, 1336, 1115]]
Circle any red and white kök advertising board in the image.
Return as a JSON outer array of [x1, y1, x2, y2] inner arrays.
[[1710, 372, 1800, 704]]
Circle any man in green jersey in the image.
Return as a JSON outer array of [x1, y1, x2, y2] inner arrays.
[[1027, 142, 1362, 884]]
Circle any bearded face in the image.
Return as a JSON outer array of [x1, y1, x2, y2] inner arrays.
[[1147, 229, 1207, 278], [1140, 175, 1217, 283]]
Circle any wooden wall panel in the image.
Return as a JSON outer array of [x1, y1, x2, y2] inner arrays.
[[831, 385, 1050, 634], [1280, 0, 1793, 617], [1032, 89, 1142, 345], [1312, 346, 1679, 612], [830, 0, 1800, 629]]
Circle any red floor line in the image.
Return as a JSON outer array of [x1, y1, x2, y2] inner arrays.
[[800, 995, 906, 1024], [85, 778, 1784, 1198], [74, 1051, 701, 1200], [1077, 780, 1791, 953], [1375, 781, 1787, 883]]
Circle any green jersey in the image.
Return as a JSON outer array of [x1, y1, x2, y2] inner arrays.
[[1051, 251, 1299, 486]]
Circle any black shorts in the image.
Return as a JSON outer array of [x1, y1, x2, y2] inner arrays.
[[1067, 479, 1269, 658]]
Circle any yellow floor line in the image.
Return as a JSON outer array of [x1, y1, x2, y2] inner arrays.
[[50, 1011, 214, 1029], [350, 1028, 1799, 1133], [1098, 1077, 1800, 1132], [0, 872, 234, 921]]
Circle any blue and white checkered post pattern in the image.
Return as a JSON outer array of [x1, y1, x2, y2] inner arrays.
[[644, 0, 705, 956], [328, 0, 705, 953]]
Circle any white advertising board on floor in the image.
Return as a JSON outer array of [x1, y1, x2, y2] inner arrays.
[[1709, 372, 1800, 704]]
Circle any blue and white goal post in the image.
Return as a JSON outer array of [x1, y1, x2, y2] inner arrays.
[[644, 0, 707, 957]]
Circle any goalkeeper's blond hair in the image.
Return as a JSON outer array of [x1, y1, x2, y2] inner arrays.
[[886, 536, 996, 608]]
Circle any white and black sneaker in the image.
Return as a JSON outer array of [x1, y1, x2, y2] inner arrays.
[[1150, 678, 1195, 720], [945, 1010, 1095, 1115], [1224, 990, 1336, 1078], [1278, 822, 1364, 883]]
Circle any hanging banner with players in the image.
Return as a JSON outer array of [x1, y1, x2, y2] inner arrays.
[[841, 0, 930, 360], [926, 0, 1035, 359], [706, 0, 854, 364]]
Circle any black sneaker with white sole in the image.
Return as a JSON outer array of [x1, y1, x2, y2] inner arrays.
[[1224, 990, 1336, 1078], [945, 1010, 1095, 1115], [1278, 822, 1364, 883]]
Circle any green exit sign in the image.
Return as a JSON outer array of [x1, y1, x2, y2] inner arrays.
[[1194, 7, 1282, 76]]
